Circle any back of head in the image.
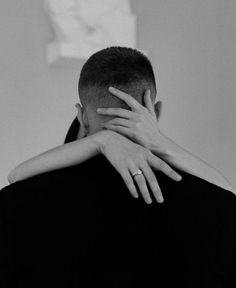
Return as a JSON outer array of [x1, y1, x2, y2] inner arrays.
[[79, 46, 157, 110], [65, 47, 157, 141]]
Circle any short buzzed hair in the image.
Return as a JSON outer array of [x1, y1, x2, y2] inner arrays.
[[78, 47, 157, 109]]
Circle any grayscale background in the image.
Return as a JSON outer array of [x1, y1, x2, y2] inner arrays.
[[0, 0, 235, 189]]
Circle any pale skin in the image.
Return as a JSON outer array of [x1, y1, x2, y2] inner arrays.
[[101, 87, 235, 195], [8, 87, 236, 204]]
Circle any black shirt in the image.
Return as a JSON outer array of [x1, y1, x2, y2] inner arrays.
[[0, 155, 235, 287]]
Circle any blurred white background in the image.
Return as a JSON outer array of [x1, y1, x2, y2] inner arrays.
[[0, 0, 235, 189]]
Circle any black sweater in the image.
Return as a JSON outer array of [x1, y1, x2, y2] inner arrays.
[[0, 155, 235, 287]]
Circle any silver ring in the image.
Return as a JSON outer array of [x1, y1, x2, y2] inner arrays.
[[131, 169, 143, 178]]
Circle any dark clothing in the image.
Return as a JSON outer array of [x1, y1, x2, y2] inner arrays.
[[0, 155, 235, 287]]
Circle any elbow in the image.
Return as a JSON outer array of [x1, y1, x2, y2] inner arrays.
[[8, 170, 16, 184]]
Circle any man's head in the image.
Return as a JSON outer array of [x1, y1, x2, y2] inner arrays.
[[76, 46, 157, 136]]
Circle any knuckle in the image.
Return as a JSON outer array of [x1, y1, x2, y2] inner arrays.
[[137, 153, 145, 163], [140, 156, 149, 165], [158, 160, 166, 170], [149, 179, 158, 188]]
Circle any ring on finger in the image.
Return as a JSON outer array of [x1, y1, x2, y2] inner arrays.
[[131, 169, 143, 178]]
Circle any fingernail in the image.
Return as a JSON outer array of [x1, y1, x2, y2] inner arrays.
[[97, 108, 102, 113]]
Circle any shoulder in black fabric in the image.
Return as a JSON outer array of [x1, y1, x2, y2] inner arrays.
[[0, 154, 235, 288]]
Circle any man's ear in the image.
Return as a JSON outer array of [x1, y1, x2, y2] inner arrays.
[[154, 101, 162, 121], [75, 103, 88, 138]]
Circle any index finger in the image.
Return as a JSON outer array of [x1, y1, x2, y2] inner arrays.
[[109, 87, 144, 112]]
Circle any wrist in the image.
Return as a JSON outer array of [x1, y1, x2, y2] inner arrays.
[[92, 130, 117, 155], [150, 131, 175, 158]]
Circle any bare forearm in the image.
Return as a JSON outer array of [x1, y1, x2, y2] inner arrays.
[[150, 134, 235, 193], [8, 134, 100, 184]]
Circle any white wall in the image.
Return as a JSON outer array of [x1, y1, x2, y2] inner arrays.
[[0, 0, 235, 189]]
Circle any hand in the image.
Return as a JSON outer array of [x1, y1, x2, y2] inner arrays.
[[97, 86, 166, 154], [95, 131, 182, 204]]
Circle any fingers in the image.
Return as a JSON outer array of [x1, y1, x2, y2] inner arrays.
[[103, 118, 133, 128], [148, 156, 182, 182], [102, 125, 131, 138], [144, 90, 155, 116], [97, 107, 136, 119], [108, 87, 144, 112], [133, 172, 153, 204], [141, 163, 164, 203], [120, 163, 166, 205], [119, 171, 139, 199], [129, 164, 152, 204], [119, 166, 155, 204]]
